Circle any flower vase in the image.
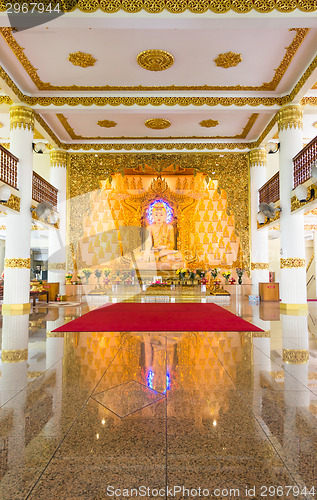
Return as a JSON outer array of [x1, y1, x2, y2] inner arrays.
[[238, 277, 242, 285]]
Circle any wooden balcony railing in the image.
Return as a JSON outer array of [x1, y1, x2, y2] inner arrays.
[[0, 144, 18, 189], [32, 172, 58, 208], [259, 172, 280, 204], [293, 136, 317, 188]]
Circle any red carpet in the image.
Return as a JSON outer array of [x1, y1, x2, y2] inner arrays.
[[53, 303, 264, 332]]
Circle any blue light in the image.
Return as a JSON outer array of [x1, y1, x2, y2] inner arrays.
[[147, 369, 154, 389], [147, 199, 173, 224]]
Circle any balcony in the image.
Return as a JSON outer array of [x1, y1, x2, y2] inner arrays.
[[259, 172, 280, 205], [0, 144, 18, 190], [293, 136, 317, 188], [32, 172, 58, 208]]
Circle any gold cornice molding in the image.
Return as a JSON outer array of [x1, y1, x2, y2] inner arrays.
[[0, 27, 308, 93], [280, 258, 305, 268], [65, 142, 252, 151], [277, 104, 303, 131], [1, 349, 28, 362], [251, 262, 269, 270], [249, 148, 267, 167], [50, 150, 68, 168], [10, 105, 34, 131], [57, 112, 258, 141], [282, 349, 309, 364], [0, 1, 315, 14], [0, 96, 12, 105]]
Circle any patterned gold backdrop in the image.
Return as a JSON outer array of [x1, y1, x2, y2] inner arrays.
[[67, 153, 249, 273]]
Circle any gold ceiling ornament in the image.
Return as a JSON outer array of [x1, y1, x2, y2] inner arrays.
[[97, 120, 117, 128], [214, 51, 242, 68], [282, 349, 309, 364], [137, 49, 174, 71], [10, 105, 34, 132], [199, 119, 219, 128], [145, 118, 171, 129], [277, 104, 303, 131], [1, 349, 28, 362], [50, 150, 68, 168], [68, 51, 96, 68], [1, 194, 20, 212], [0, 27, 308, 93], [251, 262, 269, 270], [48, 262, 66, 270], [248, 148, 267, 167], [0, 0, 311, 14], [280, 257, 305, 268], [5, 257, 30, 268]]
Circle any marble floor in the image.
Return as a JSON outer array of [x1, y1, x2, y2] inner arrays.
[[0, 294, 316, 499]]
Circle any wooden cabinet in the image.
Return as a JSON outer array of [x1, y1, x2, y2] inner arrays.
[[39, 282, 59, 301], [259, 282, 279, 302]]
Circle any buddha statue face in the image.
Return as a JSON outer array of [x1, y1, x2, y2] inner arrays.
[[152, 203, 167, 224]]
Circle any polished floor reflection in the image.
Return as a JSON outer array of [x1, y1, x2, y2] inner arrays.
[[0, 296, 316, 499]]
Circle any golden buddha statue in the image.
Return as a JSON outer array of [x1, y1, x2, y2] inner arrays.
[[144, 202, 185, 270]]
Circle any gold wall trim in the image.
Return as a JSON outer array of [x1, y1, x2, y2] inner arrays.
[[10, 105, 34, 132], [249, 148, 267, 167], [0, 96, 12, 105], [50, 150, 68, 168], [47, 331, 65, 337], [291, 184, 317, 212], [251, 262, 269, 270], [1, 194, 20, 212], [5, 257, 31, 268], [0, 1, 315, 13], [0, 28, 307, 92], [1, 348, 28, 362], [243, 330, 271, 339], [280, 257, 305, 268], [282, 348, 309, 364], [48, 262, 66, 270], [277, 104, 303, 131], [57, 112, 258, 141]]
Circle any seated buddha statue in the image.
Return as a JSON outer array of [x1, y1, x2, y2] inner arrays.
[[144, 202, 185, 270]]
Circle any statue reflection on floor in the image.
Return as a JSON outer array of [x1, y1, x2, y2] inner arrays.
[[137, 200, 185, 271]]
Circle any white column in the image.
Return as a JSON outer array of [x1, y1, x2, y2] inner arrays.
[[278, 105, 307, 310], [313, 231, 317, 298], [3, 106, 34, 313], [249, 148, 269, 296], [48, 150, 67, 298]]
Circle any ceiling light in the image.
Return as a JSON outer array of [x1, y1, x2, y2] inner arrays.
[[265, 142, 280, 154], [33, 142, 47, 154]]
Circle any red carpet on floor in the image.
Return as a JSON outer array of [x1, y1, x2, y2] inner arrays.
[[53, 303, 264, 332]]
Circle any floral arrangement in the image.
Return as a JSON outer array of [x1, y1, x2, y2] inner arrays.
[[210, 268, 219, 279], [176, 268, 187, 280], [236, 268, 245, 284], [188, 270, 196, 282], [103, 269, 111, 277], [82, 268, 92, 283], [65, 272, 72, 281], [229, 277, 236, 284], [222, 271, 231, 281], [200, 277, 208, 285]]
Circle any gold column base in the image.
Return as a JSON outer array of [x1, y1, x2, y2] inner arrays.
[[280, 303, 308, 314], [2, 303, 31, 315]]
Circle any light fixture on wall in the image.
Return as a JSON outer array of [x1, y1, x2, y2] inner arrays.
[[30, 202, 57, 223], [258, 202, 281, 223], [294, 184, 315, 203], [257, 212, 266, 225], [32, 142, 47, 154], [0, 184, 11, 202], [265, 141, 280, 154]]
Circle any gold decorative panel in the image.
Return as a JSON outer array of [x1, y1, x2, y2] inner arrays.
[[137, 50, 174, 71], [214, 52, 242, 68], [280, 258, 305, 268], [282, 349, 309, 364], [5, 257, 31, 268]]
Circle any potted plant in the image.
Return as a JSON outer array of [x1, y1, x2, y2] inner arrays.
[[94, 269, 102, 284], [82, 268, 92, 284]]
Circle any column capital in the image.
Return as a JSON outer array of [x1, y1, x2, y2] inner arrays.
[[10, 105, 34, 132], [50, 149, 68, 168], [248, 148, 267, 167], [277, 104, 303, 132]]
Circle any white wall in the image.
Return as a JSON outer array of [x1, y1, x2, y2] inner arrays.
[[33, 151, 51, 181]]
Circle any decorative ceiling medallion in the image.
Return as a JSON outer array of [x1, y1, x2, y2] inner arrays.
[[145, 118, 171, 129], [97, 120, 117, 128], [68, 51, 96, 68], [199, 119, 219, 128], [214, 52, 242, 68], [137, 50, 174, 71]]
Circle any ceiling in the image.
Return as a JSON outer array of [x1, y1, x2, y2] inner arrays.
[[0, 6, 316, 152]]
